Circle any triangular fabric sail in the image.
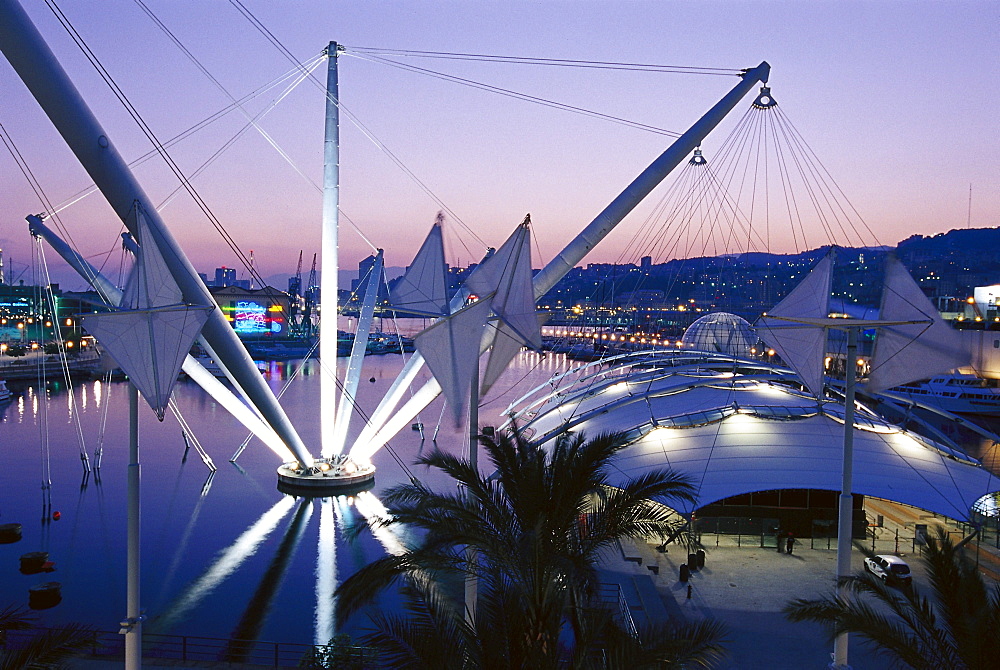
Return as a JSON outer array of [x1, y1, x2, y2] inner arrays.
[[465, 221, 541, 350], [866, 256, 970, 392], [415, 297, 492, 425], [120, 206, 183, 310], [755, 252, 833, 397], [490, 227, 542, 350], [80, 305, 211, 420], [465, 223, 525, 299], [389, 218, 449, 317], [480, 311, 550, 396], [481, 321, 525, 396]]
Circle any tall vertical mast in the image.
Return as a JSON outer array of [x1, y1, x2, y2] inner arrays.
[[833, 327, 858, 670], [321, 42, 341, 456], [125, 384, 141, 670]]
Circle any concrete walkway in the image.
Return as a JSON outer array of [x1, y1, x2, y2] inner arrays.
[[615, 537, 891, 669]]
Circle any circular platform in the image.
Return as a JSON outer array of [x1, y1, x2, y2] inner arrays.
[[276, 456, 375, 496]]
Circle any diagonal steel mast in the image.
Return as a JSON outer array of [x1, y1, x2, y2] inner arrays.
[[354, 61, 772, 457], [0, 0, 312, 466]]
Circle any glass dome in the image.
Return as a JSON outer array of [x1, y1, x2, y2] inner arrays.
[[680, 312, 757, 357]]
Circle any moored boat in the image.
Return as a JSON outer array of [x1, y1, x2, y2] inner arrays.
[[885, 373, 1000, 416]]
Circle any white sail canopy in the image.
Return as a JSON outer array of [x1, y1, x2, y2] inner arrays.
[[465, 220, 541, 350], [481, 321, 525, 397], [389, 217, 449, 317], [415, 297, 493, 425], [755, 253, 833, 397], [120, 207, 183, 310], [83, 203, 213, 420], [81, 305, 211, 420], [480, 312, 550, 396], [866, 256, 970, 393]]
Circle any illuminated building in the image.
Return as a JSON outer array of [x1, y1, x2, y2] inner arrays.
[[209, 286, 292, 340]]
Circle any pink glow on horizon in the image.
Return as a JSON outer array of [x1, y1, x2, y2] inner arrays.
[[1, 1, 997, 289]]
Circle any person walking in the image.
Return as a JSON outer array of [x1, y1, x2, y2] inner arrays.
[[786, 533, 795, 555]]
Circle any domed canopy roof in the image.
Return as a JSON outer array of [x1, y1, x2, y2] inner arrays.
[[505, 351, 996, 520], [681, 312, 756, 357]]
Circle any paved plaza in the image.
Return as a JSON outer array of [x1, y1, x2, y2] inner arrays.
[[604, 498, 1000, 669]]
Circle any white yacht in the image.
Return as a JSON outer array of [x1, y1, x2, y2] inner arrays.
[[886, 373, 1000, 416], [0, 379, 11, 403]]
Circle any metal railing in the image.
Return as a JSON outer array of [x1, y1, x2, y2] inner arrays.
[[694, 516, 781, 549], [693, 513, 997, 556], [1, 628, 377, 669], [598, 582, 638, 638]]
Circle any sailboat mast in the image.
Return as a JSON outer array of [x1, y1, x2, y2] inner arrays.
[[321, 42, 341, 456]]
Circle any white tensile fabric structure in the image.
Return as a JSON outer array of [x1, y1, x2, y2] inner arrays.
[[866, 256, 970, 393], [81, 306, 210, 420], [681, 312, 757, 357], [755, 253, 833, 398], [80, 206, 211, 420], [465, 222, 541, 352], [415, 297, 493, 424], [505, 352, 998, 520], [413, 219, 542, 424], [388, 218, 449, 318], [756, 251, 971, 399]]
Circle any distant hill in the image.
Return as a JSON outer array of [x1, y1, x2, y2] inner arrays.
[[897, 227, 1000, 260]]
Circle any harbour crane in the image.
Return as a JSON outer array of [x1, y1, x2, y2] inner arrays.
[[303, 253, 318, 338], [287, 250, 303, 333]]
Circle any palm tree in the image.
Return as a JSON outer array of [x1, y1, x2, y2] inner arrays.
[[335, 426, 729, 669], [783, 529, 1000, 669], [0, 604, 96, 669]]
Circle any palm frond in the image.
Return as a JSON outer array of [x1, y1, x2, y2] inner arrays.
[[0, 605, 35, 632], [0, 622, 96, 670]]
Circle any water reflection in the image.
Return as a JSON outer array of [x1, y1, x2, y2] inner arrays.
[[0, 351, 567, 644], [314, 498, 335, 645], [354, 491, 407, 557], [156, 472, 215, 604], [151, 497, 296, 633], [225, 499, 313, 661]]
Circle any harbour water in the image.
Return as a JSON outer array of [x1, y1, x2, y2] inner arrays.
[[0, 350, 572, 646]]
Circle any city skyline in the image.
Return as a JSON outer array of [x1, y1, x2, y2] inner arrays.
[[1, 0, 997, 290]]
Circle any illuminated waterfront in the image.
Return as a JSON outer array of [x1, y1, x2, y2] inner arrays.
[[0, 351, 569, 645]]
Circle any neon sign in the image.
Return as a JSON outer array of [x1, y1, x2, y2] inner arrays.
[[233, 301, 267, 334]]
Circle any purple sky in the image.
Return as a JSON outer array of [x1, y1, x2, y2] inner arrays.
[[1, 0, 998, 289]]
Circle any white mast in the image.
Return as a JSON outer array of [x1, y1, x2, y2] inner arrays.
[[331, 250, 384, 455], [321, 42, 342, 456], [125, 384, 141, 670]]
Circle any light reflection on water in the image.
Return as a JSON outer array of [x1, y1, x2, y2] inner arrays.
[[0, 352, 570, 644]]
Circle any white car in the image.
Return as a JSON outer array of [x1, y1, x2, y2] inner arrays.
[[864, 554, 912, 587]]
